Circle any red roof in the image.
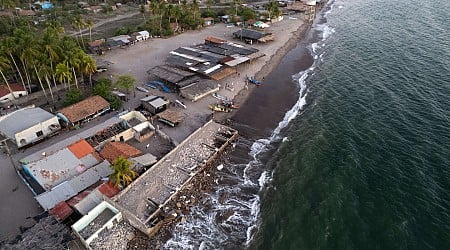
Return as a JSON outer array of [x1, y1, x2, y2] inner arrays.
[[100, 141, 142, 163], [49, 201, 73, 221], [58, 95, 110, 123], [98, 182, 120, 197], [68, 139, 95, 159], [0, 83, 26, 98]]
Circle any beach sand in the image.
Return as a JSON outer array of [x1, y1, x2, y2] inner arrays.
[[96, 13, 310, 143]]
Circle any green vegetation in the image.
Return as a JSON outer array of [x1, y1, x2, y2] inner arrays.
[[63, 88, 84, 107], [93, 77, 122, 110], [109, 156, 138, 188], [115, 74, 135, 93]]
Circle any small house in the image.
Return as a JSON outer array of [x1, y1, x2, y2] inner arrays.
[[140, 96, 169, 114], [203, 17, 214, 26], [132, 30, 150, 41], [0, 106, 60, 148], [0, 83, 27, 103], [57, 96, 110, 126]]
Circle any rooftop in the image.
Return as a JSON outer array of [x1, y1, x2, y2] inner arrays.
[[100, 141, 142, 163], [0, 106, 56, 139], [58, 96, 110, 124], [114, 121, 237, 224], [0, 83, 26, 97]]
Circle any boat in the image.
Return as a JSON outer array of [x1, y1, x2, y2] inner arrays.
[[150, 80, 172, 93], [212, 93, 230, 102], [209, 103, 232, 112], [136, 86, 149, 93], [174, 100, 187, 109], [145, 83, 157, 89], [246, 76, 262, 86]]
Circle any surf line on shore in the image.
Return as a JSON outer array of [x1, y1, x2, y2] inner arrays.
[[243, 1, 337, 246]]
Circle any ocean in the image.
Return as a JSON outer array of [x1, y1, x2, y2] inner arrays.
[[165, 0, 450, 248]]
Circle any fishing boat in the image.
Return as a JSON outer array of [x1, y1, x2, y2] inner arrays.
[[209, 103, 232, 112], [136, 86, 149, 93], [150, 80, 171, 93], [212, 93, 231, 102], [145, 82, 157, 89], [246, 76, 262, 86]]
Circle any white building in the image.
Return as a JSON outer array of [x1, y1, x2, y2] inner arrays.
[[0, 83, 27, 103], [0, 106, 60, 148]]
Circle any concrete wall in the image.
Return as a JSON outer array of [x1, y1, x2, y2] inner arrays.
[[14, 116, 60, 148]]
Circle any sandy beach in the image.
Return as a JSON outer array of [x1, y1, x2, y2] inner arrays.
[[96, 13, 310, 142]]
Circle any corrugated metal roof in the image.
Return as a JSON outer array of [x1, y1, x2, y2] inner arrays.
[[68, 139, 95, 159], [20, 116, 122, 164], [131, 153, 157, 167], [149, 98, 169, 108], [26, 148, 84, 190], [0, 107, 57, 139], [35, 160, 112, 210]]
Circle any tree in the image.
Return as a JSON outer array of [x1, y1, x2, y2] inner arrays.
[[140, 5, 146, 22], [85, 19, 94, 42], [115, 74, 135, 93], [241, 7, 256, 22], [63, 88, 84, 106], [93, 77, 113, 99], [55, 62, 72, 88], [266, 1, 281, 20], [109, 156, 137, 188], [0, 54, 16, 103]]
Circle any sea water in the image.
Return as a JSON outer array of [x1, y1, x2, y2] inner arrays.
[[166, 0, 450, 248]]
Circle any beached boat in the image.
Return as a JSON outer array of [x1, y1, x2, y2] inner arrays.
[[145, 83, 157, 89], [209, 103, 232, 112], [150, 80, 171, 93], [246, 76, 262, 86], [136, 86, 149, 93], [212, 93, 231, 102]]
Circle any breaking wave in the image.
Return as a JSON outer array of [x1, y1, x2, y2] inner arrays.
[[164, 1, 336, 249]]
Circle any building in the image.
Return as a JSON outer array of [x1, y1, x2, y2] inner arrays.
[[131, 30, 150, 41], [100, 141, 142, 163], [233, 29, 274, 43], [57, 96, 110, 126], [140, 95, 169, 114], [0, 106, 60, 148], [20, 138, 112, 210], [0, 83, 27, 103]]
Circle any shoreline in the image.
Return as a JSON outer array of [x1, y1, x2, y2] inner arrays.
[[143, 18, 317, 249]]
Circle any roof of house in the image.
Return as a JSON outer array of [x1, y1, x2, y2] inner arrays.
[[67, 139, 95, 159], [24, 140, 102, 191], [233, 29, 271, 40], [205, 36, 226, 44], [34, 160, 112, 210], [88, 39, 105, 47], [0, 106, 57, 139], [58, 96, 110, 124], [0, 83, 26, 97], [100, 141, 142, 163], [147, 65, 196, 84]]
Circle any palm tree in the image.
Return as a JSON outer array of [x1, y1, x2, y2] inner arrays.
[[1, 37, 26, 91], [55, 63, 72, 88], [72, 16, 86, 48], [79, 54, 96, 88], [37, 59, 56, 104], [42, 28, 62, 88], [0, 55, 17, 103], [85, 19, 94, 42], [109, 156, 138, 188]]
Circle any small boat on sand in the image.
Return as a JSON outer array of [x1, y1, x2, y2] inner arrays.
[[212, 93, 230, 102], [136, 86, 149, 93], [209, 103, 232, 112], [246, 76, 262, 86], [145, 83, 157, 89]]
